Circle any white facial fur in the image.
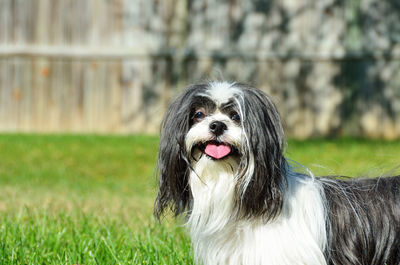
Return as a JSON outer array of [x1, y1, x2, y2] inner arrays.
[[195, 81, 256, 195], [185, 81, 246, 158], [185, 112, 243, 156], [207, 81, 241, 105]]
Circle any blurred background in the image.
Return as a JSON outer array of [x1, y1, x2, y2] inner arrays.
[[1, 0, 400, 138]]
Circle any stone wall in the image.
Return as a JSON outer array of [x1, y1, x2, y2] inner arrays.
[[163, 0, 400, 138]]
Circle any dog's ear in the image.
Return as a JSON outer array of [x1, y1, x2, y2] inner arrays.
[[154, 85, 207, 219], [234, 85, 288, 221]]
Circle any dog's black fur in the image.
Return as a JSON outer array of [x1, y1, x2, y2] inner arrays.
[[322, 176, 400, 264]]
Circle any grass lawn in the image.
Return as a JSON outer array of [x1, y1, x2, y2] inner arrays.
[[0, 134, 399, 264]]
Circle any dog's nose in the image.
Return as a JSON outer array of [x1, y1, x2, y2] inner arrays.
[[209, 121, 227, 136]]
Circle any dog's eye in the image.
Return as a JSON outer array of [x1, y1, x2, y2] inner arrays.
[[231, 112, 240, 122], [193, 111, 206, 122]]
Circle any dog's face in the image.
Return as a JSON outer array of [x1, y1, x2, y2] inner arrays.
[[155, 82, 288, 221], [185, 85, 244, 163]]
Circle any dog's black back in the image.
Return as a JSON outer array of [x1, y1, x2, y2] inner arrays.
[[322, 175, 400, 265]]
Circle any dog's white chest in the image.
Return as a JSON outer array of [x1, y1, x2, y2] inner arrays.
[[189, 219, 327, 265], [188, 161, 327, 265]]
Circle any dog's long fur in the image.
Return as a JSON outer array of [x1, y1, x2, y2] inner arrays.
[[155, 81, 400, 265]]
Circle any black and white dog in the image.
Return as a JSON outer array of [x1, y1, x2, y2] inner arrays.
[[155, 81, 400, 265]]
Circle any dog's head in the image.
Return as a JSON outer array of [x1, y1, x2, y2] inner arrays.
[[155, 82, 288, 221]]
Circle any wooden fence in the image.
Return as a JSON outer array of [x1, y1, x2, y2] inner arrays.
[[0, 0, 167, 133], [1, 0, 400, 137]]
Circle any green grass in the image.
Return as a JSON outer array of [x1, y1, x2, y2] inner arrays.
[[0, 134, 191, 265], [0, 134, 399, 264]]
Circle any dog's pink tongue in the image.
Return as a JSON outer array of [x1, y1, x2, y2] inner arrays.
[[204, 143, 231, 159]]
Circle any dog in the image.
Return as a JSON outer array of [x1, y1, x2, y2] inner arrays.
[[154, 81, 400, 265]]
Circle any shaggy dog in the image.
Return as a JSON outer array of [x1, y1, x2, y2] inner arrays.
[[155, 81, 400, 265]]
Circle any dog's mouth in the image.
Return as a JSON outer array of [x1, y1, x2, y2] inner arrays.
[[196, 140, 238, 160]]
